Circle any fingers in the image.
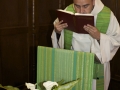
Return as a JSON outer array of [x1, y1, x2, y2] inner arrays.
[[84, 25, 90, 33], [59, 20, 64, 24], [86, 24, 97, 32], [83, 24, 100, 40], [58, 20, 68, 28], [54, 20, 68, 33], [83, 24, 95, 33]]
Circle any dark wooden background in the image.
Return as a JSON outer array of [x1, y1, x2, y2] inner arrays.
[[0, 0, 120, 89]]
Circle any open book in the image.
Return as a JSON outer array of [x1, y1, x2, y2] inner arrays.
[[56, 9, 94, 34]]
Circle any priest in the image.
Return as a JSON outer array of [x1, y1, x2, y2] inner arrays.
[[51, 0, 120, 90]]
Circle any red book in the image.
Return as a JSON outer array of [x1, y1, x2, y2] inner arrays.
[[56, 9, 94, 34]]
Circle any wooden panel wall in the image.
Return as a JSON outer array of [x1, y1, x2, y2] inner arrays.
[[0, 0, 34, 87], [35, 0, 59, 47], [116, 0, 120, 23], [35, 0, 73, 47]]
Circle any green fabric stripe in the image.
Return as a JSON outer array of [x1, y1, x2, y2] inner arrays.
[[73, 51, 77, 80], [64, 4, 75, 50], [64, 30, 73, 49], [37, 46, 45, 90], [72, 51, 77, 90], [44, 48, 46, 80], [96, 78, 104, 90], [66, 4, 75, 13], [96, 6, 111, 34], [51, 48, 55, 81], [54, 48, 74, 82], [75, 52, 84, 90], [46, 47, 53, 80], [82, 53, 85, 90], [93, 64, 104, 78]]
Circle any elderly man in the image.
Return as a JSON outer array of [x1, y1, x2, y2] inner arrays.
[[51, 0, 120, 90]]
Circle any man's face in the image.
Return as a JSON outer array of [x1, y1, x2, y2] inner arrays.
[[73, 0, 95, 14]]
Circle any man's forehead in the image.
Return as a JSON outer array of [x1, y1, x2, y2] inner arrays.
[[73, 0, 92, 3], [73, 0, 93, 6]]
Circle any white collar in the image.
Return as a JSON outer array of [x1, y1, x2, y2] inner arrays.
[[91, 0, 104, 15]]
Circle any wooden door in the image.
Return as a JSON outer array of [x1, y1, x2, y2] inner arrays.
[[35, 0, 72, 47], [0, 0, 34, 87], [116, 0, 120, 24], [101, 0, 117, 15]]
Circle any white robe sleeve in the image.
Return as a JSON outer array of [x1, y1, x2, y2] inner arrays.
[[51, 7, 69, 49], [51, 29, 64, 49], [51, 30, 59, 48], [100, 11, 120, 63], [51, 18, 64, 49]]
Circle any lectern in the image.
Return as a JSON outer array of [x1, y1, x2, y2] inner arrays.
[[37, 46, 104, 90]]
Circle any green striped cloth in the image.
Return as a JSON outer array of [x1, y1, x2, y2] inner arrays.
[[93, 63, 104, 90], [96, 6, 110, 34], [37, 46, 99, 90]]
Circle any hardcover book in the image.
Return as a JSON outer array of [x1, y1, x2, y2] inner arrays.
[[56, 9, 94, 34]]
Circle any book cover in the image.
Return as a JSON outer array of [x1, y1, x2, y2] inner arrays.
[[56, 9, 94, 34]]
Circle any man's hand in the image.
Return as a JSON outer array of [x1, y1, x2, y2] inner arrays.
[[54, 20, 68, 34], [83, 24, 100, 40]]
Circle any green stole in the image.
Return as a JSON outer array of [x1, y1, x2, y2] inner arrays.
[[64, 4, 111, 90]]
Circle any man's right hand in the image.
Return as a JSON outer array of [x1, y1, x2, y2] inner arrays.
[[54, 20, 68, 34]]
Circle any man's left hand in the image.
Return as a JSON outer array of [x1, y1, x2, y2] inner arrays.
[[83, 24, 100, 40]]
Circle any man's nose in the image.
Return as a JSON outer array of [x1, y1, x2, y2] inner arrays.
[[78, 7, 84, 14]]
